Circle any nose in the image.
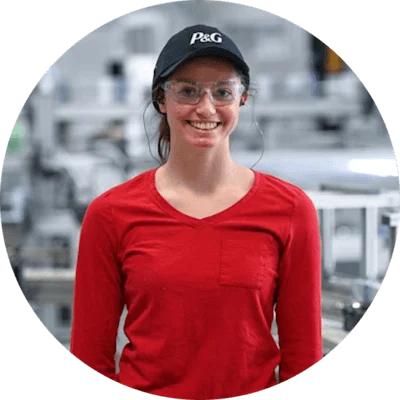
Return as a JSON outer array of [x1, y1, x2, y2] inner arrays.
[[195, 91, 216, 117]]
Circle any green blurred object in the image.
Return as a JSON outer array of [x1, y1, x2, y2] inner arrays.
[[7, 121, 24, 153]]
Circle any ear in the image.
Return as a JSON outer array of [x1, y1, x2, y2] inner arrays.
[[240, 91, 248, 106], [158, 101, 167, 114]]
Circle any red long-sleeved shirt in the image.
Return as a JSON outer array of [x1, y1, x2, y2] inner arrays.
[[70, 167, 322, 399]]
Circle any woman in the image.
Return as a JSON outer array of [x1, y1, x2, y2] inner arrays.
[[70, 24, 322, 399]]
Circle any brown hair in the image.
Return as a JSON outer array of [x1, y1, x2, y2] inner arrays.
[[152, 68, 250, 164]]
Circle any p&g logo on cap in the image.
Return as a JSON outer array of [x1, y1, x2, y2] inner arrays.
[[190, 32, 222, 45]]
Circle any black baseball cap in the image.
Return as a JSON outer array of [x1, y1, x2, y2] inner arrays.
[[152, 24, 250, 111]]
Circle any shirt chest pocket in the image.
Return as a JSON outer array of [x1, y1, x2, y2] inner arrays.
[[219, 238, 278, 289]]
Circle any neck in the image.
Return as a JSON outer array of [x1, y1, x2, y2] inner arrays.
[[160, 148, 240, 195]]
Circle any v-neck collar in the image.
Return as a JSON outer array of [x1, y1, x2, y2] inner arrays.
[[148, 167, 260, 228]]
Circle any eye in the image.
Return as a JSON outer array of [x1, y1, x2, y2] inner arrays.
[[214, 88, 233, 99], [177, 85, 198, 98]]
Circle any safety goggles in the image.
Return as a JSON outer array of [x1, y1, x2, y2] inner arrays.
[[161, 80, 245, 106]]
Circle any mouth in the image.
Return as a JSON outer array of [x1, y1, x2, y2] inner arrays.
[[187, 121, 221, 131]]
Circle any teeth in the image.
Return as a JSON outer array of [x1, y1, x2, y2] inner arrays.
[[189, 121, 218, 130]]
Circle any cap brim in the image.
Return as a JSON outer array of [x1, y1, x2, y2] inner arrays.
[[160, 47, 249, 79]]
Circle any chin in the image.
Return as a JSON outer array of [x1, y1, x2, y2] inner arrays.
[[188, 136, 216, 149], [194, 141, 216, 149]]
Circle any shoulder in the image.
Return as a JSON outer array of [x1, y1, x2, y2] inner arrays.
[[254, 170, 314, 211], [84, 168, 156, 220]]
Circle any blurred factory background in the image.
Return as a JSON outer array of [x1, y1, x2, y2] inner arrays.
[[1, 1, 399, 359]]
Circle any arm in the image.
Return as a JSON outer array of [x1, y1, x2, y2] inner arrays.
[[70, 197, 124, 381], [275, 192, 322, 382]]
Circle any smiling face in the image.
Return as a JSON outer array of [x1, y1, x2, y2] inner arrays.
[[158, 57, 248, 151]]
